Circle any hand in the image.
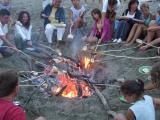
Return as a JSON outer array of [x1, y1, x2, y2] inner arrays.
[[70, 20, 74, 25], [12, 47, 19, 53], [147, 27, 157, 32], [98, 38, 102, 44], [41, 14, 48, 18], [27, 41, 32, 46], [79, 12, 84, 18], [138, 20, 145, 24]]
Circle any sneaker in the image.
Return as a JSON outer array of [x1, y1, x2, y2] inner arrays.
[[117, 38, 122, 43], [113, 39, 118, 42]]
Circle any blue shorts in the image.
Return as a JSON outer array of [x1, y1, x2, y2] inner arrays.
[[0, 45, 7, 53], [156, 17, 160, 25]]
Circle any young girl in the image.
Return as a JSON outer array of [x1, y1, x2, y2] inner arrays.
[[102, 0, 121, 36], [140, 4, 160, 51], [81, 8, 110, 43], [113, 0, 141, 43], [114, 79, 160, 120], [124, 2, 156, 46], [0, 0, 11, 11], [14, 11, 40, 50], [67, 0, 85, 35]]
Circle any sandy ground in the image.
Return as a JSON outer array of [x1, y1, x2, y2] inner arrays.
[[0, 0, 160, 120]]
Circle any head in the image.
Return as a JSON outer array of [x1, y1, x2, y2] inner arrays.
[[128, 0, 139, 11], [150, 64, 160, 88], [108, 0, 117, 9], [1, 0, 11, 5], [140, 2, 149, 16], [157, 4, 160, 16], [17, 11, 31, 29], [0, 70, 19, 98], [71, 0, 80, 7], [0, 9, 10, 25], [52, 0, 62, 8], [120, 79, 144, 103], [91, 8, 102, 21]]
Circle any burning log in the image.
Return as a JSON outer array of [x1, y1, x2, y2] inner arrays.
[[77, 84, 82, 97], [55, 85, 68, 96]]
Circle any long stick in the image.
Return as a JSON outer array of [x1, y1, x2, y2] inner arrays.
[[93, 84, 120, 88], [38, 43, 57, 52], [19, 85, 39, 87], [101, 46, 137, 53], [20, 75, 44, 83]]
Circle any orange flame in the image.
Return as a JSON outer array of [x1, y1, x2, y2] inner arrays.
[[53, 75, 91, 98], [84, 57, 90, 69]]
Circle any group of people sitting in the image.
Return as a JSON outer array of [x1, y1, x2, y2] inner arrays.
[[0, 0, 160, 119]]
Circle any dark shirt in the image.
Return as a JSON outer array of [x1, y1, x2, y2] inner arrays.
[[122, 9, 142, 26], [41, 4, 65, 27]]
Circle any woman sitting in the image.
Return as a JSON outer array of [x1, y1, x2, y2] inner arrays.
[[14, 11, 40, 50], [123, 2, 156, 46], [81, 8, 111, 44], [113, 0, 141, 43], [140, 4, 160, 52]]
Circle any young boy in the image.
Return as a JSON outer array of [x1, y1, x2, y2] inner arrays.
[[0, 0, 11, 11]]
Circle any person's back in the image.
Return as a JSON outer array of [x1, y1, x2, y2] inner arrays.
[[0, 99, 27, 120], [129, 95, 155, 120], [0, 0, 11, 11]]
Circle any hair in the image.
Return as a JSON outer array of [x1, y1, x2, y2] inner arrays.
[[108, 0, 117, 5], [0, 70, 18, 98], [91, 8, 102, 21], [120, 79, 144, 98], [150, 64, 160, 87], [140, 2, 149, 9], [0, 9, 10, 16], [128, 0, 139, 11], [17, 11, 31, 29]]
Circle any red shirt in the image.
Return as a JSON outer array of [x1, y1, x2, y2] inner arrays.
[[0, 99, 27, 120]]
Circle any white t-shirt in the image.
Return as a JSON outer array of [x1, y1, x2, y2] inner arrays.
[[129, 95, 155, 120], [127, 11, 135, 18], [0, 22, 8, 46], [14, 22, 32, 41], [70, 6, 85, 22], [102, 0, 121, 13]]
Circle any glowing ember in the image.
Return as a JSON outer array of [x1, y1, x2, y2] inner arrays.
[[84, 57, 90, 69], [53, 75, 91, 98]]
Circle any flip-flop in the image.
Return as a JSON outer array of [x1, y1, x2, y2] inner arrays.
[[119, 96, 134, 104]]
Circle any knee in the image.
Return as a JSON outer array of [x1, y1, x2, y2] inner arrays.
[[45, 24, 54, 31], [149, 20, 158, 27], [14, 34, 22, 41], [114, 113, 126, 120]]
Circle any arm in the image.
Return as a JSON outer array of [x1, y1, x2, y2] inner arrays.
[[144, 83, 157, 91], [126, 109, 135, 120], [100, 19, 109, 41], [59, 7, 65, 23], [41, 5, 49, 19], [152, 97, 160, 110], [101, 0, 108, 25], [129, 10, 142, 25], [26, 25, 32, 40], [142, 13, 156, 27], [69, 10, 73, 24], [142, 37, 160, 49], [15, 24, 27, 41], [90, 22, 97, 36]]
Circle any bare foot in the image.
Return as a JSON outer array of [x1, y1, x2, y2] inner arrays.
[[124, 43, 133, 46], [139, 46, 147, 51], [121, 41, 128, 44]]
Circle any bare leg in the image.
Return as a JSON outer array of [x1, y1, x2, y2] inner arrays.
[[127, 24, 146, 46], [72, 17, 84, 32], [87, 36, 98, 43], [114, 113, 127, 120], [123, 24, 138, 44]]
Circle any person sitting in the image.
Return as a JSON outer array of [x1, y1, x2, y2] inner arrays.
[[81, 8, 110, 43], [101, 0, 121, 37], [140, 4, 160, 51], [114, 79, 160, 120], [41, 0, 65, 47], [14, 11, 40, 50], [123, 2, 156, 46], [0, 70, 46, 120], [113, 0, 141, 43], [0, 0, 11, 11], [0, 9, 18, 59]]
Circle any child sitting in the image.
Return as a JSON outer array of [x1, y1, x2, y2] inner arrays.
[[81, 8, 110, 43], [114, 79, 160, 120], [0, 0, 11, 11], [66, 0, 85, 37]]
